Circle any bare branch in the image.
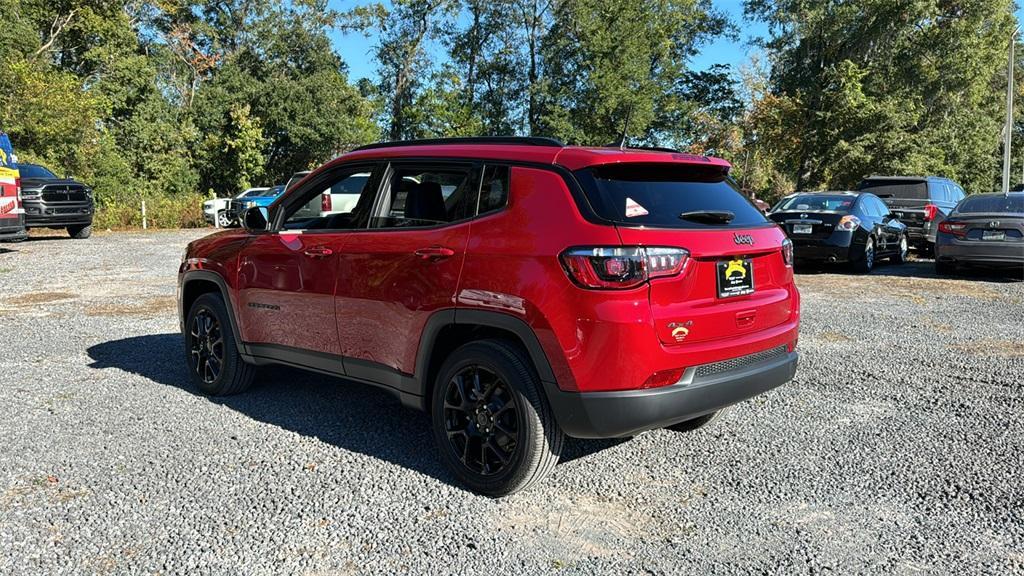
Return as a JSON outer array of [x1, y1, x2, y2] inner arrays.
[[34, 9, 78, 57]]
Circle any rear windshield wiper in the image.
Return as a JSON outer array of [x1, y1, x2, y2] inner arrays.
[[678, 210, 735, 224]]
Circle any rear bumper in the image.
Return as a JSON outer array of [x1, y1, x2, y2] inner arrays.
[[790, 232, 858, 262], [548, 350, 798, 438], [936, 237, 1024, 267], [905, 224, 934, 246]]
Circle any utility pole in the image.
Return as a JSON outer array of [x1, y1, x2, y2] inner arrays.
[[1003, 26, 1019, 196]]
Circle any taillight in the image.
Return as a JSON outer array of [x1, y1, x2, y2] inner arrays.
[[321, 192, 332, 212], [559, 246, 690, 289], [923, 204, 940, 222], [837, 215, 861, 231], [781, 238, 793, 266], [938, 220, 967, 238]]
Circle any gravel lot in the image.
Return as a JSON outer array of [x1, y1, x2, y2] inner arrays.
[[1, 229, 1022, 575]]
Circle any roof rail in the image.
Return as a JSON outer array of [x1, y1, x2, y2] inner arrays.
[[600, 143, 682, 153], [352, 136, 565, 152]]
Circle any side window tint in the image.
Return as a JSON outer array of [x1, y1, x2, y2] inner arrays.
[[874, 197, 890, 217], [282, 169, 376, 230], [478, 165, 510, 215], [372, 165, 477, 228]]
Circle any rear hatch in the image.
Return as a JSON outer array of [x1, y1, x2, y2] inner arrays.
[[859, 179, 929, 228], [575, 163, 796, 346]]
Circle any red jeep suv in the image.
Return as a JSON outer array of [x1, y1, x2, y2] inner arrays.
[[178, 137, 800, 496]]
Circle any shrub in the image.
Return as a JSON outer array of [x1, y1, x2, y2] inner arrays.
[[94, 194, 208, 230]]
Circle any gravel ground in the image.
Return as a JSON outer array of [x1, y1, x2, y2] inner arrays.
[[0, 229, 1022, 575]]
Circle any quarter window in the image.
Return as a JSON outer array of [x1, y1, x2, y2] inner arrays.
[[478, 165, 510, 215]]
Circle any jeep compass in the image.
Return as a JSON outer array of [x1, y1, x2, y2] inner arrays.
[[177, 137, 801, 496]]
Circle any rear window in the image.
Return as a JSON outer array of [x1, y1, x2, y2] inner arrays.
[[858, 179, 928, 200], [774, 194, 856, 213], [956, 195, 1024, 214], [575, 164, 768, 229]]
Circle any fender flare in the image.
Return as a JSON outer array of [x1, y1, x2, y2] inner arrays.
[[179, 270, 247, 357], [413, 308, 558, 397]]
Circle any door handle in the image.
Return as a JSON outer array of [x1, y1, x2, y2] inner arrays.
[[414, 246, 456, 260], [303, 246, 333, 258]]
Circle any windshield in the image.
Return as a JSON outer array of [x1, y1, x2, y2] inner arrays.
[[774, 194, 856, 213], [17, 164, 57, 179], [956, 195, 1024, 214], [858, 179, 928, 200], [575, 163, 769, 229], [255, 187, 282, 197]]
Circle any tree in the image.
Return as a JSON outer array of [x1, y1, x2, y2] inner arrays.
[[538, 0, 730, 146], [374, 0, 456, 140], [745, 0, 1017, 194]]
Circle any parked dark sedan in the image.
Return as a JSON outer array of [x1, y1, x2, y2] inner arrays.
[[769, 191, 908, 272], [18, 163, 94, 239], [935, 192, 1024, 275]]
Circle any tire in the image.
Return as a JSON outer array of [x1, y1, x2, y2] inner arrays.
[[67, 224, 92, 239], [216, 210, 232, 228], [431, 339, 564, 497], [852, 236, 875, 273], [891, 234, 909, 264], [184, 292, 255, 396], [935, 260, 957, 276], [667, 408, 728, 433]]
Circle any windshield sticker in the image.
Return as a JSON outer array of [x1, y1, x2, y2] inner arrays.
[[625, 197, 649, 217]]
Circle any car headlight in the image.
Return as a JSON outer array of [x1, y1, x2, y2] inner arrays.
[[21, 188, 40, 199]]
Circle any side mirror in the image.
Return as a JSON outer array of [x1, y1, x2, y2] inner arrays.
[[242, 206, 270, 233]]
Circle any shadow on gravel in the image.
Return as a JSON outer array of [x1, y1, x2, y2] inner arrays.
[[86, 333, 623, 491]]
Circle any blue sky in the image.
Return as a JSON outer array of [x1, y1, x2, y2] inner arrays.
[[329, 1, 1021, 83]]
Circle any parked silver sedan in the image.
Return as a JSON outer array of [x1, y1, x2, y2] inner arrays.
[[935, 192, 1024, 274]]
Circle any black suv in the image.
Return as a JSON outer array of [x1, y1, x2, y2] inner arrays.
[[18, 163, 94, 239], [856, 176, 965, 253]]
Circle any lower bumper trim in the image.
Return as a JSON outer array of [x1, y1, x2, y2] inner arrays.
[[547, 351, 799, 439]]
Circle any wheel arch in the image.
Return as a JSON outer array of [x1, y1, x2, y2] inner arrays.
[[414, 309, 558, 411], [180, 270, 245, 356]]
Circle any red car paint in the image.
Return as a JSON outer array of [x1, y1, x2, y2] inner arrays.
[[179, 141, 799, 433]]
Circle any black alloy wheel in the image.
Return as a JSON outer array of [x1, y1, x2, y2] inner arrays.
[[442, 365, 520, 477], [183, 292, 254, 395], [431, 340, 563, 496], [189, 308, 224, 384]]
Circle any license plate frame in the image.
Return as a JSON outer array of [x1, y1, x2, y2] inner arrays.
[[717, 258, 755, 299], [792, 224, 813, 235], [982, 230, 1006, 241]]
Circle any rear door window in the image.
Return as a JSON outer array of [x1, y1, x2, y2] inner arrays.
[[575, 163, 769, 229], [371, 163, 478, 228]]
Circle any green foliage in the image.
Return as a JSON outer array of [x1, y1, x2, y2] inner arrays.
[[2, 0, 1020, 229], [1, 0, 375, 229], [744, 0, 1017, 195]]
